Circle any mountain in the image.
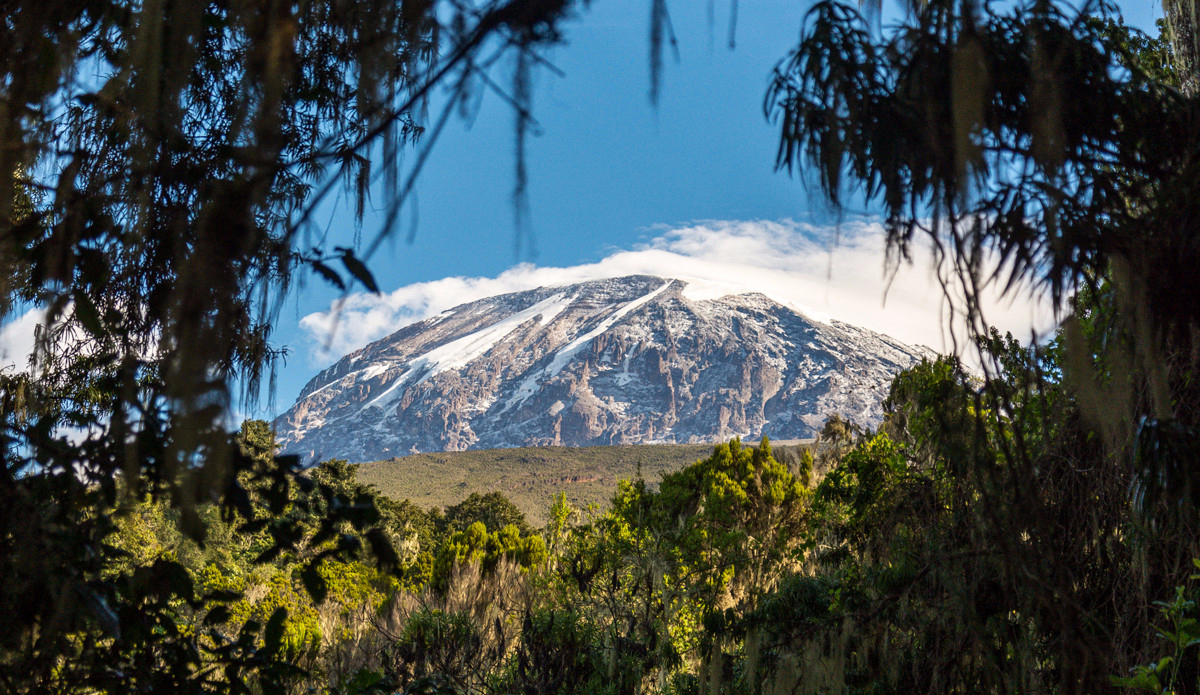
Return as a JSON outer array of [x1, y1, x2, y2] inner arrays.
[[274, 275, 933, 464]]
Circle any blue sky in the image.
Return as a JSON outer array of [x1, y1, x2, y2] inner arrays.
[[0, 0, 1165, 419]]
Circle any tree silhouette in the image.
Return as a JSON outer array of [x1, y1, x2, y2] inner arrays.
[[768, 1, 1200, 689], [0, 1, 583, 690]]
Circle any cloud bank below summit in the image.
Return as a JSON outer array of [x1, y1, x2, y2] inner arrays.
[[299, 219, 1059, 365]]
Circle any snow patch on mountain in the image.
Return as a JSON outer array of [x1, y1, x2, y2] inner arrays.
[[361, 292, 572, 414], [506, 279, 674, 411]]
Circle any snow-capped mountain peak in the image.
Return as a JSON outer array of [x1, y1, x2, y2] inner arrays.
[[274, 275, 933, 463]]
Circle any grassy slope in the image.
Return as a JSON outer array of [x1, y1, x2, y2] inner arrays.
[[356, 440, 813, 526]]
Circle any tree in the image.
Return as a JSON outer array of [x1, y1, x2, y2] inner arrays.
[[440, 491, 533, 538], [431, 520, 547, 592], [550, 438, 808, 686], [658, 437, 808, 611], [0, 2, 584, 691], [769, 0, 1197, 439], [767, 5, 1200, 689]]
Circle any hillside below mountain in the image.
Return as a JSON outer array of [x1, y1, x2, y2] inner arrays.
[[275, 275, 932, 464], [356, 440, 814, 526]]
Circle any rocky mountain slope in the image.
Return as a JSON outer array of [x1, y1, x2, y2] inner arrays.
[[275, 276, 933, 464]]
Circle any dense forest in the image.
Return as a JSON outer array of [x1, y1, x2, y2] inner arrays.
[[3, 0, 1200, 692]]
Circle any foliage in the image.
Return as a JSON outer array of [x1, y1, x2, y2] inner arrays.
[[499, 609, 614, 695], [0, 0, 586, 689], [767, 0, 1200, 530], [79, 392, 1200, 694], [390, 608, 490, 691], [528, 437, 812, 689], [5, 0, 1200, 691], [441, 491, 533, 537], [654, 437, 809, 610], [355, 442, 718, 526], [758, 3, 1200, 693], [1115, 561, 1200, 694], [432, 521, 547, 592]]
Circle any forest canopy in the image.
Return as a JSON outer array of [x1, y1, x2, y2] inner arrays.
[[3, 0, 1200, 693]]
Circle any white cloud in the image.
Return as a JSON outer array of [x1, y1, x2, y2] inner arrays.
[[299, 219, 1059, 364], [0, 306, 48, 371], [0, 303, 154, 375]]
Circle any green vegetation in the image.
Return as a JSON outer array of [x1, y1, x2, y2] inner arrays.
[[0, 0, 584, 691], [355, 442, 815, 526], [92, 426, 820, 693], [78, 315, 1200, 693], [4, 0, 1200, 691]]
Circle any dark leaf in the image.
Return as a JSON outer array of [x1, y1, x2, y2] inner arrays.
[[72, 290, 104, 338], [180, 505, 208, 546], [366, 528, 401, 570], [204, 589, 243, 603], [310, 259, 346, 291], [301, 562, 328, 604], [263, 607, 288, 656], [337, 248, 380, 293], [153, 559, 196, 602], [254, 544, 284, 564], [204, 605, 232, 625]]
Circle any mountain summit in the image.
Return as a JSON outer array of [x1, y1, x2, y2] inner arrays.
[[275, 276, 932, 463]]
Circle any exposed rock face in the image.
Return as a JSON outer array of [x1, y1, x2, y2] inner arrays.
[[275, 276, 933, 464]]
